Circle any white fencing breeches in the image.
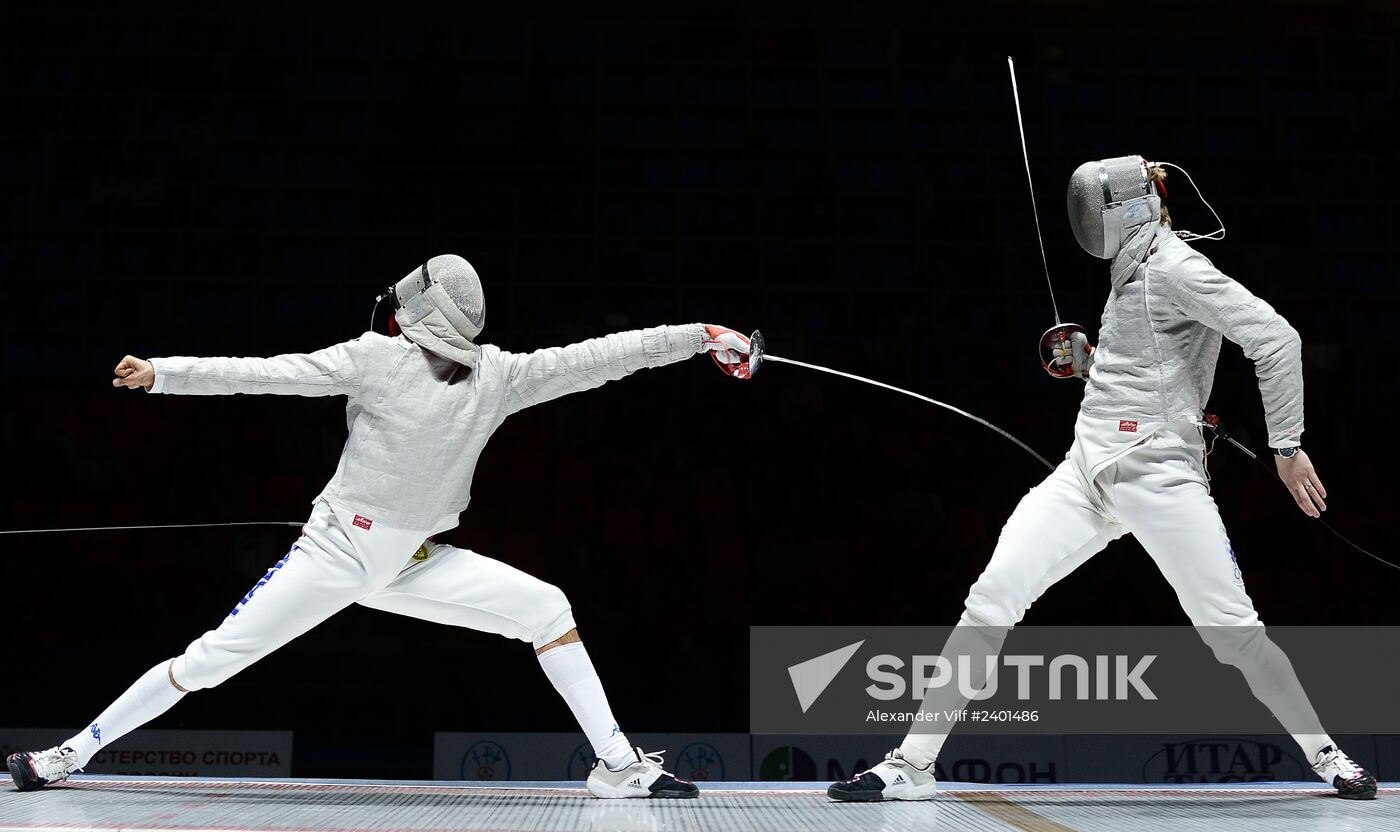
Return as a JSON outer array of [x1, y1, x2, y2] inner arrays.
[[964, 447, 1262, 628], [171, 501, 576, 691], [902, 445, 1328, 762], [355, 544, 575, 649]]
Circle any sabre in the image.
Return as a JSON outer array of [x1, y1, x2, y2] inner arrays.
[[1008, 55, 1059, 327], [1008, 56, 1092, 378], [0, 521, 303, 535], [741, 332, 1398, 572], [746, 331, 1054, 472]]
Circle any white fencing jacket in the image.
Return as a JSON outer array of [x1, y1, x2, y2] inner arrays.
[[150, 325, 707, 532], [1070, 224, 1304, 500]]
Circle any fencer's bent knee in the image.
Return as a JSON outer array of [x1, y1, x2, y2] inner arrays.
[[960, 602, 1020, 630], [167, 655, 207, 692], [962, 569, 1027, 629], [522, 580, 575, 647], [1196, 625, 1269, 670], [171, 643, 245, 691], [174, 625, 286, 692]]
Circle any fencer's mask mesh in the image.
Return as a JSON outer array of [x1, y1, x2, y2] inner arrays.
[[1066, 155, 1161, 259], [392, 254, 485, 367]]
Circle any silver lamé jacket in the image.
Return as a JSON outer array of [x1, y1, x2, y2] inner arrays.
[[150, 325, 707, 531], [1078, 224, 1303, 450]]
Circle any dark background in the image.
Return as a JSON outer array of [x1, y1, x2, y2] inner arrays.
[[4, 3, 1396, 778]]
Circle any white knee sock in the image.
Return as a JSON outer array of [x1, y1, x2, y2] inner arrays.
[[898, 733, 948, 768], [1293, 733, 1333, 763], [538, 642, 633, 769], [64, 660, 187, 768]]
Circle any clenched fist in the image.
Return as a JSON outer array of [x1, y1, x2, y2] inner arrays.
[[1051, 331, 1094, 379], [113, 355, 155, 391]]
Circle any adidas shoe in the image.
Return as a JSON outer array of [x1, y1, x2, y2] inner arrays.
[[828, 748, 937, 802], [7, 746, 79, 792], [1312, 744, 1377, 800], [586, 748, 698, 799]]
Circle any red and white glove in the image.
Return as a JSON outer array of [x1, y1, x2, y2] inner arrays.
[[702, 325, 753, 379], [1048, 331, 1094, 379]]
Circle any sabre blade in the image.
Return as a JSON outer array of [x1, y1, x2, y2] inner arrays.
[[0, 521, 304, 535], [1008, 56, 1060, 325], [763, 353, 1053, 471]]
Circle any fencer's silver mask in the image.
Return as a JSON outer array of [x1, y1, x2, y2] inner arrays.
[[1066, 155, 1162, 260], [392, 254, 485, 367]]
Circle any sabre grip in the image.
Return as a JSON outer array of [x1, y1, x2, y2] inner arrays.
[[1040, 324, 1093, 379], [702, 325, 757, 379]]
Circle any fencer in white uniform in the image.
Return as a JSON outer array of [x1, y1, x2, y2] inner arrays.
[[7, 254, 755, 799], [829, 157, 1377, 802]]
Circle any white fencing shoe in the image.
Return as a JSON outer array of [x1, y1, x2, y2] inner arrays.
[[827, 748, 937, 802], [7, 746, 79, 792], [586, 748, 698, 799], [1312, 744, 1377, 800]]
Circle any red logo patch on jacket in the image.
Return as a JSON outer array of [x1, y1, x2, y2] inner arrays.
[[1119, 420, 1138, 433], [352, 515, 373, 530]]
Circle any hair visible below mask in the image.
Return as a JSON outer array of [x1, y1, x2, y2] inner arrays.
[[1149, 166, 1171, 227]]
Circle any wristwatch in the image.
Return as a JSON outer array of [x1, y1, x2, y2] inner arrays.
[[1274, 446, 1302, 459]]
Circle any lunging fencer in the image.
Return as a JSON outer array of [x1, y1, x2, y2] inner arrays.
[[6, 254, 754, 799], [828, 157, 1377, 801]]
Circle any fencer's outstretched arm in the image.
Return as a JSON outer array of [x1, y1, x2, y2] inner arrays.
[[1166, 258, 1303, 449], [125, 337, 375, 397], [499, 324, 707, 413]]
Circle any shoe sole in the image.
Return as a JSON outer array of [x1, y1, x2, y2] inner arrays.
[[7, 756, 42, 792], [586, 786, 700, 799], [827, 786, 885, 802], [828, 783, 938, 802], [586, 779, 700, 799]]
